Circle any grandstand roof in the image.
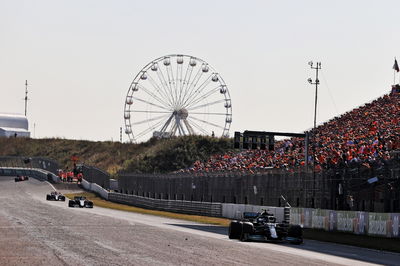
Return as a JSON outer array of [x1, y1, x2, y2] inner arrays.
[[0, 113, 30, 137]]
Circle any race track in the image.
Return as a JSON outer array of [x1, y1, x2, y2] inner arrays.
[[1, 176, 399, 266]]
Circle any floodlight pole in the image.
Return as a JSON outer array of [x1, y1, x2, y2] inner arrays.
[[24, 80, 29, 116], [308, 61, 321, 208]]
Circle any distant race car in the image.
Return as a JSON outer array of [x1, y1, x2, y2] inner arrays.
[[228, 210, 303, 244], [46, 191, 66, 201], [68, 196, 93, 208], [15, 175, 29, 182]]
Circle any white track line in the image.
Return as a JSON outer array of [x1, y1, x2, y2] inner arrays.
[[45, 181, 57, 192]]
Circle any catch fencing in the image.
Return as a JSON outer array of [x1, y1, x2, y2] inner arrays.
[[80, 165, 110, 189], [0, 156, 60, 174], [118, 157, 400, 213]]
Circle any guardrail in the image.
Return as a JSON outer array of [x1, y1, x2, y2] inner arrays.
[[108, 192, 222, 217]]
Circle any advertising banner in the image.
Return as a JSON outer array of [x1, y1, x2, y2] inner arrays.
[[368, 213, 390, 236], [336, 211, 356, 232], [312, 209, 329, 230]]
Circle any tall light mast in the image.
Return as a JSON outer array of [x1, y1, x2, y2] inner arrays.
[[24, 80, 29, 116], [308, 61, 321, 208]]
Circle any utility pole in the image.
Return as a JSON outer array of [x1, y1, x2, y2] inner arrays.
[[120, 127, 122, 142], [308, 61, 321, 208], [24, 80, 29, 116]]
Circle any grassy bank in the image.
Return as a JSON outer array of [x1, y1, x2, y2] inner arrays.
[[0, 135, 231, 175]]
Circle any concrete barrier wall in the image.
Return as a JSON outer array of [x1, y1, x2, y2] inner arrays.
[[290, 208, 400, 238], [81, 179, 109, 200], [92, 182, 109, 200], [0, 167, 56, 181], [81, 179, 91, 190]]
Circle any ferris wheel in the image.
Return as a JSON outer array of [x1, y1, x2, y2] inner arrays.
[[124, 54, 232, 142]]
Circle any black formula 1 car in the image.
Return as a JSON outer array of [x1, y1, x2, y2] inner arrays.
[[228, 210, 303, 244], [15, 175, 29, 182], [46, 191, 66, 201], [68, 196, 93, 208]]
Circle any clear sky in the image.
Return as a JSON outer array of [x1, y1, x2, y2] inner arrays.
[[1, 0, 399, 142]]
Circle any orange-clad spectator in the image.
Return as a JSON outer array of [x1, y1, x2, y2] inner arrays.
[[179, 90, 399, 174]]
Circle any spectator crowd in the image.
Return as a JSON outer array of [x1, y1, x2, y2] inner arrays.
[[182, 89, 400, 173]]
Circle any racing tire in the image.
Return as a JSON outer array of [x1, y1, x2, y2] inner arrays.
[[46, 195, 51, 201], [240, 232, 249, 242], [228, 221, 242, 239], [68, 200, 75, 207], [59, 196, 66, 201], [85, 202, 94, 208], [288, 225, 303, 244], [240, 223, 253, 242]]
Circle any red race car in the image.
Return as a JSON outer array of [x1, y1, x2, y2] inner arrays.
[[15, 175, 29, 182]]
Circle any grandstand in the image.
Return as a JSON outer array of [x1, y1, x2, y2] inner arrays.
[[184, 89, 399, 174]]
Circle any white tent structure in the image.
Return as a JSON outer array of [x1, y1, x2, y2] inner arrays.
[[0, 113, 30, 137]]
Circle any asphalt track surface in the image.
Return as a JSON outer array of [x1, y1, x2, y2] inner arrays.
[[1, 177, 400, 266]]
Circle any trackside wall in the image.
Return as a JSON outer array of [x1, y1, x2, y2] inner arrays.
[[81, 178, 400, 238], [81, 179, 109, 200], [290, 208, 400, 238], [0, 167, 59, 182]]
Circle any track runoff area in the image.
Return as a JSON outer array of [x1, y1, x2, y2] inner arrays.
[[1, 176, 399, 265]]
